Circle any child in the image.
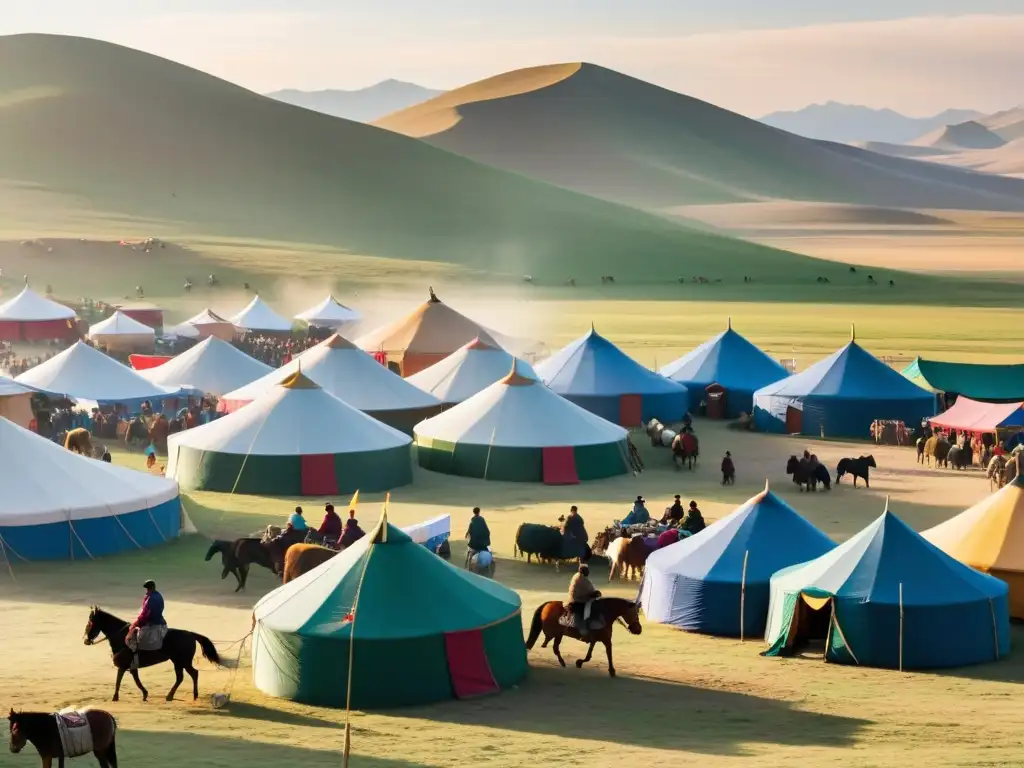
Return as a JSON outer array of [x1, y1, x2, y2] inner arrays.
[[721, 451, 735, 485]]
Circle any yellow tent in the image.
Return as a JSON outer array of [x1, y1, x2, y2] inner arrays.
[[922, 475, 1024, 618]]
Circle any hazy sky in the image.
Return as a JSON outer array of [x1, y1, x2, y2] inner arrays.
[[3, 3, 1023, 115]]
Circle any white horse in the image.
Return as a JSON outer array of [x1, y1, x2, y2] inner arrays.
[[466, 549, 496, 578]]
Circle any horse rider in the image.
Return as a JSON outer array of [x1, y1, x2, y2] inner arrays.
[[621, 496, 650, 527], [317, 503, 342, 545], [126, 580, 168, 669], [339, 510, 366, 549], [562, 505, 588, 559], [466, 507, 491, 557], [682, 502, 706, 535], [565, 564, 602, 638]]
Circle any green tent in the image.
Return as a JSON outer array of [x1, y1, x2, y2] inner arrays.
[[902, 357, 1024, 403], [252, 513, 527, 709]]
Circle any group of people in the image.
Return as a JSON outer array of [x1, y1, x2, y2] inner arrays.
[[280, 503, 366, 549], [232, 335, 320, 367]]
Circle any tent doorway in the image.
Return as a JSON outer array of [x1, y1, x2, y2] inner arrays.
[[786, 594, 832, 654], [785, 406, 803, 435]]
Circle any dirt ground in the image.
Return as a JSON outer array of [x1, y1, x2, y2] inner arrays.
[[2, 422, 1020, 768]]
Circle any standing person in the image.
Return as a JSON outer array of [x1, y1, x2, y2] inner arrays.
[[721, 451, 736, 485], [466, 507, 491, 554], [562, 505, 589, 560], [126, 580, 168, 669]]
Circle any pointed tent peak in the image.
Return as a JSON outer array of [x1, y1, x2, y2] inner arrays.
[[466, 336, 498, 352], [369, 509, 412, 545], [728, 317, 732, 330], [323, 333, 356, 350], [501, 358, 536, 387], [278, 370, 320, 390], [428, 286, 440, 303], [851, 323, 856, 343], [883, 495, 890, 514], [591, 321, 595, 332]]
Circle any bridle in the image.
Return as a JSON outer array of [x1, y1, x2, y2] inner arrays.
[[84, 620, 111, 646], [9, 722, 25, 753]]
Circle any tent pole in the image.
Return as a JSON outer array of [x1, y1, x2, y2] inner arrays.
[[482, 427, 497, 480], [898, 582, 904, 672], [740, 550, 749, 641]]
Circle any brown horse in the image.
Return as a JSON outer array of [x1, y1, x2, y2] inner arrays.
[[8, 707, 118, 767], [63, 428, 94, 456], [525, 597, 642, 677], [283, 543, 338, 583]]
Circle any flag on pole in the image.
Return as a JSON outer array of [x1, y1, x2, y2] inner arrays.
[[348, 490, 359, 513]]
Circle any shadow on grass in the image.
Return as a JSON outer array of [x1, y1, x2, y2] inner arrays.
[[391, 665, 869, 756], [119, 730, 426, 767], [188, 700, 340, 729]]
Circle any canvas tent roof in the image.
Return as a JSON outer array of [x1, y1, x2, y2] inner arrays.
[[88, 311, 157, 339], [406, 337, 537, 404], [169, 371, 411, 457], [756, 341, 932, 401], [902, 357, 1024, 403], [415, 368, 627, 448], [0, 286, 76, 321], [0, 416, 179, 527], [929, 396, 1024, 432], [229, 296, 292, 333], [139, 336, 273, 396], [222, 334, 440, 413], [0, 375, 33, 397], [355, 289, 499, 356], [15, 341, 178, 402], [294, 295, 362, 326], [167, 309, 236, 340], [659, 322, 789, 392], [535, 327, 687, 397]]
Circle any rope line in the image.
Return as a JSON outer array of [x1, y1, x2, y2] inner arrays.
[[112, 514, 144, 550]]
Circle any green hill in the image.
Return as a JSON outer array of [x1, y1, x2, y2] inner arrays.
[[0, 34, 841, 285], [376, 63, 1024, 212]]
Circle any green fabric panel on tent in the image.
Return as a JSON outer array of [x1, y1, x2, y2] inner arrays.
[[253, 624, 454, 708], [762, 592, 801, 657], [901, 358, 1024, 402], [826, 612, 857, 666], [369, 406, 443, 436], [417, 441, 627, 483], [482, 615, 529, 689], [173, 447, 301, 494], [331, 444, 412, 493]]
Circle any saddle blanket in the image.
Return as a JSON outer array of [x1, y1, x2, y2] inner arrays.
[[128, 624, 169, 652], [55, 708, 93, 758]]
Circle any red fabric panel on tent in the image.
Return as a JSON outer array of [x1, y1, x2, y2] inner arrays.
[[618, 394, 643, 427], [0, 321, 19, 341], [542, 446, 579, 485], [300, 454, 339, 496], [20, 319, 78, 341], [120, 309, 163, 329], [216, 398, 250, 414], [129, 354, 173, 370], [372, 351, 387, 366], [444, 629, 499, 699]]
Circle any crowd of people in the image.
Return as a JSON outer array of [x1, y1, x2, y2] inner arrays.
[[232, 334, 321, 367]]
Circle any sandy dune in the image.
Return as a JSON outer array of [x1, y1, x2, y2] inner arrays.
[[376, 63, 1024, 213], [911, 120, 1006, 150]]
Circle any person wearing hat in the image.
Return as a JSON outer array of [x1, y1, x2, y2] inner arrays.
[[721, 451, 736, 485], [316, 503, 342, 545], [565, 564, 602, 638], [621, 495, 650, 527], [126, 579, 168, 669], [661, 495, 685, 525]]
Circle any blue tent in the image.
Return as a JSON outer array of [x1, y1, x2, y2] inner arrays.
[[660, 321, 789, 417], [637, 486, 835, 637], [534, 327, 688, 426], [752, 340, 936, 438], [764, 508, 1010, 669]]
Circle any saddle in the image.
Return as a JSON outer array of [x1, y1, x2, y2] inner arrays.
[[558, 602, 607, 633], [55, 708, 94, 758]]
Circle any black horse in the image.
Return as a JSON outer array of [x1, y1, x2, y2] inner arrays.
[[84, 607, 228, 702], [205, 538, 278, 591], [786, 456, 831, 491], [836, 455, 877, 488]]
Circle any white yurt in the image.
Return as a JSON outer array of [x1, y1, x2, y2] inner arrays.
[[0, 286, 78, 341], [407, 337, 537, 406], [0, 417, 181, 560], [0, 376, 34, 428], [88, 311, 157, 353], [294, 295, 362, 329], [140, 336, 273, 397], [168, 371, 412, 495], [229, 296, 292, 335], [414, 367, 631, 483], [15, 341, 179, 404], [220, 334, 441, 433], [167, 309, 236, 341]]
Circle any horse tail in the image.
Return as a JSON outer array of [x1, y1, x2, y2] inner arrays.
[[513, 523, 523, 559], [191, 632, 228, 667], [525, 603, 545, 650]]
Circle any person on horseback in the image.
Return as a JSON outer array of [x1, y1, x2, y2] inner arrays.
[[126, 580, 168, 669], [317, 503, 342, 545], [565, 564, 601, 637], [285, 506, 307, 535], [339, 509, 365, 548], [466, 507, 491, 554], [562, 505, 589, 560]]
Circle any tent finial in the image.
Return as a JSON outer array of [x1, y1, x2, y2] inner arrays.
[[884, 495, 890, 514], [764, 478, 769, 493], [851, 323, 856, 342], [728, 316, 732, 330]]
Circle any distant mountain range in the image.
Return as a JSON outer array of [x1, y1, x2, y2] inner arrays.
[[377, 64, 1024, 212], [760, 102, 982, 145], [265, 80, 443, 122]]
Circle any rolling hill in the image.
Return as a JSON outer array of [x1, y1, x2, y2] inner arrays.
[[265, 80, 443, 122], [0, 34, 839, 284], [759, 102, 981, 145], [375, 63, 1024, 212], [912, 120, 1007, 151]]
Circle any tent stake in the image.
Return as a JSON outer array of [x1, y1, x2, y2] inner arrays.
[[898, 582, 904, 672]]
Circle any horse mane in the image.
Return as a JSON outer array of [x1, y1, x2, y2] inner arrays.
[[91, 607, 128, 627], [599, 596, 636, 609]]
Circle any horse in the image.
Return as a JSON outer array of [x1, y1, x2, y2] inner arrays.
[[83, 607, 228, 702], [204, 538, 277, 591], [916, 436, 927, 464], [123, 417, 149, 451], [8, 707, 118, 767], [836, 455, 877, 488], [923, 435, 951, 468], [282, 543, 338, 583], [513, 523, 591, 569], [608, 535, 656, 581], [786, 456, 829, 491], [672, 432, 699, 470], [525, 597, 642, 677], [987, 455, 1008, 490], [63, 428, 94, 456], [948, 444, 973, 471], [466, 549, 496, 578]]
